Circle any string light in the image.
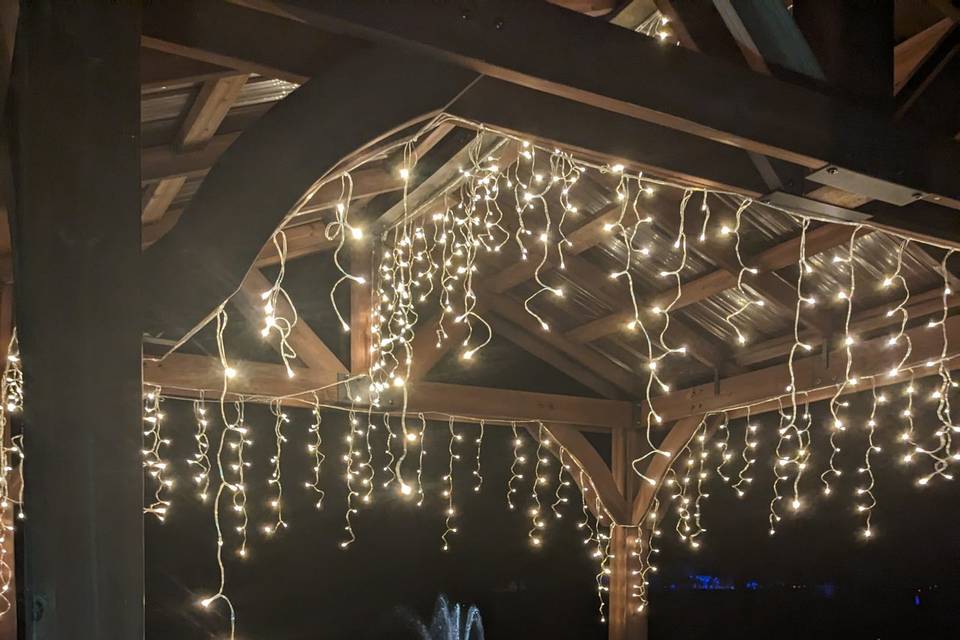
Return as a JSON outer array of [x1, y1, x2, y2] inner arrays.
[[188, 397, 212, 502], [142, 385, 172, 521], [441, 416, 460, 551], [822, 226, 863, 495], [304, 394, 325, 509], [472, 419, 484, 493], [340, 396, 362, 548], [507, 421, 525, 510], [551, 447, 571, 519], [265, 399, 289, 535], [0, 333, 23, 617], [259, 231, 299, 379], [134, 117, 960, 640], [528, 423, 547, 547]]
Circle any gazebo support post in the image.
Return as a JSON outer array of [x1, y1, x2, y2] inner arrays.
[[10, 3, 143, 637]]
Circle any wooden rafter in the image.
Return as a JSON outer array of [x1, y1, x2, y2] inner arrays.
[[630, 414, 713, 522], [142, 73, 248, 228], [645, 313, 960, 423], [233, 268, 348, 374]]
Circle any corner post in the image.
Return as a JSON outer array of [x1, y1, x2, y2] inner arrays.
[[10, 2, 143, 637]]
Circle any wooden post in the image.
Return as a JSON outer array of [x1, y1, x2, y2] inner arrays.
[[10, 3, 143, 638], [608, 428, 647, 640]]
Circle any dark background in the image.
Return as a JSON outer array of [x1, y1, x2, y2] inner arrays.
[[146, 380, 960, 640]]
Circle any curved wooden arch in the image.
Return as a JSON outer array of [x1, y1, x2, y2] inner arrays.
[[143, 47, 478, 344]]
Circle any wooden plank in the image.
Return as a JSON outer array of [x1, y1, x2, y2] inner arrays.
[[143, 0, 364, 83], [12, 3, 143, 635], [645, 313, 960, 422], [234, 268, 348, 373]]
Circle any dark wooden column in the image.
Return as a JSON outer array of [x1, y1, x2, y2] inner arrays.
[[9, 3, 143, 638], [793, 0, 894, 104], [609, 428, 647, 640]]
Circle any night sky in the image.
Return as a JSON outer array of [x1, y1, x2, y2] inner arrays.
[[146, 379, 960, 639]]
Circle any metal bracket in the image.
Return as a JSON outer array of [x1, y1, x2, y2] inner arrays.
[[806, 165, 924, 206], [764, 190, 871, 224]]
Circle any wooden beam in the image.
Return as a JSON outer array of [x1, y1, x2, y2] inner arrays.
[[233, 268, 348, 373], [403, 383, 632, 430], [542, 423, 629, 523], [256, 0, 960, 202], [146, 353, 633, 429], [793, 0, 893, 102], [631, 414, 711, 521], [142, 0, 363, 83], [178, 74, 249, 146], [644, 313, 960, 422], [565, 223, 858, 344], [254, 220, 335, 267]]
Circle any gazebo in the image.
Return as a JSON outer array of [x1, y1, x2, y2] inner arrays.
[[2, 2, 959, 639]]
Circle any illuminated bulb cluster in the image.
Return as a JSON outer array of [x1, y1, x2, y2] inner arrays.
[[142, 386, 172, 521], [0, 334, 24, 619], [188, 398, 212, 502], [259, 231, 299, 379], [507, 422, 526, 510], [264, 400, 290, 535]]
